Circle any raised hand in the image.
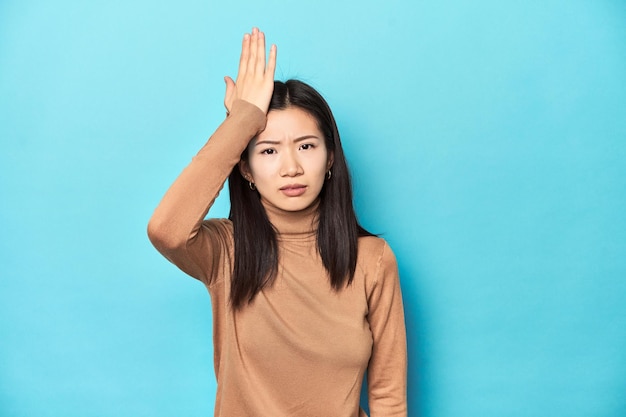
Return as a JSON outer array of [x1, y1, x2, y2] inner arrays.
[[224, 27, 277, 115]]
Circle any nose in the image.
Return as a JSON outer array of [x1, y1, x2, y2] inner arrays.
[[279, 149, 303, 177]]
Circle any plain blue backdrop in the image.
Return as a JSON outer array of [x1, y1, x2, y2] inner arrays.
[[1, 1, 625, 416]]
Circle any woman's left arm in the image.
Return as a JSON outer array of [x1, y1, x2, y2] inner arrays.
[[367, 241, 408, 416]]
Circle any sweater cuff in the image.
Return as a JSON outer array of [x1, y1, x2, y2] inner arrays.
[[229, 99, 267, 135]]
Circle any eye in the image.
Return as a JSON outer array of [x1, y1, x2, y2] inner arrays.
[[299, 143, 315, 151], [261, 148, 276, 155]]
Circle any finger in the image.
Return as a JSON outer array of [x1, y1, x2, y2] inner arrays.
[[267, 44, 277, 79], [237, 33, 250, 82], [224, 76, 235, 110], [258, 30, 267, 74], [249, 28, 258, 74], [224, 75, 235, 88]]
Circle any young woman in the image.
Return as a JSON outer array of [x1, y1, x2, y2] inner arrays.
[[148, 28, 407, 416]]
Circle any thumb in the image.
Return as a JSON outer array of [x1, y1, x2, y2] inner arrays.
[[224, 76, 235, 90], [224, 76, 236, 112]]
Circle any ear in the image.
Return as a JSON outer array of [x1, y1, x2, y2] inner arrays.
[[326, 151, 334, 171], [238, 160, 253, 182]]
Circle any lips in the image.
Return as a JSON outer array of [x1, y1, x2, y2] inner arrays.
[[280, 184, 307, 197]]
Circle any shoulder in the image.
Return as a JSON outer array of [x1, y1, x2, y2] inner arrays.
[[202, 218, 233, 234], [200, 218, 235, 250], [358, 235, 397, 262], [198, 218, 234, 286], [357, 236, 398, 282]]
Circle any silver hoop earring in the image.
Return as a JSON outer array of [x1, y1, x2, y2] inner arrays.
[[249, 181, 256, 191], [326, 170, 332, 180]]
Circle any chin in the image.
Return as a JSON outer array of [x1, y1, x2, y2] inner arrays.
[[281, 203, 314, 212], [277, 198, 318, 212]]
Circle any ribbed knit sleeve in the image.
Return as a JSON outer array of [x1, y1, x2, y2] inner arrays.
[[366, 241, 408, 416], [147, 99, 266, 283]]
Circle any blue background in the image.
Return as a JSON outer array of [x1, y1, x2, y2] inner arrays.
[[1, 1, 625, 416]]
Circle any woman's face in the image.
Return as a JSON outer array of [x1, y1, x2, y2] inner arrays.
[[241, 107, 333, 213]]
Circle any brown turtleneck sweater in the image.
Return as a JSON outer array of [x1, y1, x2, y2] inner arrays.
[[148, 100, 407, 417]]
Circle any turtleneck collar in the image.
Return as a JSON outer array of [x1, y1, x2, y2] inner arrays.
[[262, 199, 319, 240]]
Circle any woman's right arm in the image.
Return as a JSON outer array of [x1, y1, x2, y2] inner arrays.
[[147, 28, 276, 282], [147, 100, 265, 281]]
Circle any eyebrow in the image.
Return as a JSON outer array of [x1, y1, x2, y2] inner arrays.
[[254, 135, 321, 147]]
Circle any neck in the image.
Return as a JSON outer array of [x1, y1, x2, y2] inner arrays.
[[262, 199, 319, 237]]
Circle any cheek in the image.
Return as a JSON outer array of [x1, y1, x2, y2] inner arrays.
[[317, 151, 331, 174], [248, 156, 272, 180], [308, 156, 330, 183]]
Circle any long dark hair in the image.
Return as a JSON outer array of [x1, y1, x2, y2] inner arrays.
[[227, 80, 372, 309]]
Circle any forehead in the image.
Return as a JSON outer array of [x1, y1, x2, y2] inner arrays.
[[256, 107, 322, 142]]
